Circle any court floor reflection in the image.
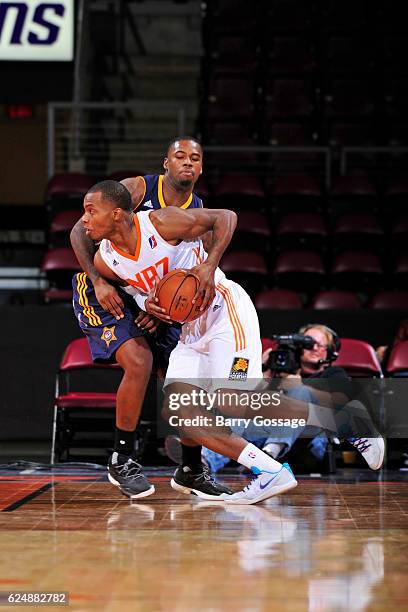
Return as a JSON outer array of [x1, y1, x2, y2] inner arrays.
[[0, 475, 407, 610]]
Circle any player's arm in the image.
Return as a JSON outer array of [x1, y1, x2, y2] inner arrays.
[[70, 219, 125, 319], [151, 207, 237, 270], [151, 207, 237, 311], [120, 176, 146, 210]]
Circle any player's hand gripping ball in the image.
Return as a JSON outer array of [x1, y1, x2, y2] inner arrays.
[[155, 269, 206, 323]]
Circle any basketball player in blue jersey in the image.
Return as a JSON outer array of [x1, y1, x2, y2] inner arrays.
[[70, 138, 227, 499]]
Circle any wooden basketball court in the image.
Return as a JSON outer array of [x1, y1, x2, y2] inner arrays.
[[0, 468, 407, 610]]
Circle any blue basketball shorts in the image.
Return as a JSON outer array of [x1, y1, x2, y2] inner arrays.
[[72, 272, 181, 363]]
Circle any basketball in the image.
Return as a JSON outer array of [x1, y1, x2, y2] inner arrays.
[[155, 269, 204, 323]]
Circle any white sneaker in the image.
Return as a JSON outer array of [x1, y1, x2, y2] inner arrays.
[[347, 436, 385, 470], [222, 463, 297, 505]]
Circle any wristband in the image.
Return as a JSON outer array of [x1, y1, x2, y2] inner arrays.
[[134, 293, 147, 311]]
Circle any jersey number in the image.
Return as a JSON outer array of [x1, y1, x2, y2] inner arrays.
[[125, 257, 169, 292]]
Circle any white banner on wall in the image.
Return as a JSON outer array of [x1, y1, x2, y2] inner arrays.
[[0, 0, 74, 61]]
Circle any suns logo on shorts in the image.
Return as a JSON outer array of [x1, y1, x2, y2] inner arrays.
[[101, 326, 117, 348], [229, 357, 249, 381]]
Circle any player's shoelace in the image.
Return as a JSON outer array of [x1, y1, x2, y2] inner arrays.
[[242, 473, 259, 494], [348, 437, 372, 453], [116, 458, 144, 480], [195, 465, 219, 485]]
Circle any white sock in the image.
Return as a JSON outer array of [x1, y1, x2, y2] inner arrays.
[[237, 443, 282, 473], [263, 442, 285, 459]]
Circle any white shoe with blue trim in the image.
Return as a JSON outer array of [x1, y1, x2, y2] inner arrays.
[[222, 463, 297, 505]]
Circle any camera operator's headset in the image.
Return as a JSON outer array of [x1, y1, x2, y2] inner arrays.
[[299, 324, 341, 364]]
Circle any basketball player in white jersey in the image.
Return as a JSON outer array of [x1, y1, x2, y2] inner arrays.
[[83, 180, 298, 505], [84, 181, 383, 504]]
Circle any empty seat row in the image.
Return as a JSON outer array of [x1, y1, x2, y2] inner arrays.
[[255, 289, 408, 310], [222, 249, 408, 294], [45, 172, 408, 207], [39, 246, 408, 303]]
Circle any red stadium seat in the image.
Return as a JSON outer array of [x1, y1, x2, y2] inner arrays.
[[41, 248, 81, 303], [391, 214, 408, 240], [232, 211, 271, 251], [49, 210, 83, 247], [45, 173, 94, 216], [273, 249, 325, 293], [386, 341, 408, 376], [221, 251, 268, 295], [332, 212, 383, 249], [385, 177, 408, 198], [311, 290, 361, 310], [334, 338, 383, 377], [370, 291, 408, 309], [50, 210, 83, 235], [276, 212, 327, 249], [329, 175, 378, 215], [215, 175, 265, 209], [385, 177, 408, 214], [51, 337, 120, 462], [393, 255, 408, 288], [255, 289, 302, 310], [331, 250, 383, 290], [272, 175, 322, 197], [45, 172, 94, 200], [330, 175, 377, 197]]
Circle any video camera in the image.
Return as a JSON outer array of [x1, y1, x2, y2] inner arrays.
[[266, 334, 316, 374]]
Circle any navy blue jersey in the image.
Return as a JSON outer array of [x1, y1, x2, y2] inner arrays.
[[136, 174, 203, 212]]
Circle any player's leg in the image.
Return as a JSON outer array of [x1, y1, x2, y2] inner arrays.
[[72, 272, 155, 499], [206, 282, 297, 504], [163, 343, 233, 499], [156, 323, 204, 472], [107, 336, 156, 499]]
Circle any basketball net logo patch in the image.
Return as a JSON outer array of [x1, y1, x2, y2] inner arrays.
[[229, 357, 249, 381], [149, 235, 157, 249], [101, 326, 117, 347]]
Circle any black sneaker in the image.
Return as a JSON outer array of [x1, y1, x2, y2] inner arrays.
[[108, 452, 155, 499], [170, 464, 233, 500]]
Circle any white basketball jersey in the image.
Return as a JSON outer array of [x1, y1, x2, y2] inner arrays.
[[98, 210, 225, 297]]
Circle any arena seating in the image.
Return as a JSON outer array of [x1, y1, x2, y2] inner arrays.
[[334, 338, 383, 377], [255, 289, 302, 310], [386, 341, 408, 377], [41, 248, 81, 303], [51, 337, 120, 462]]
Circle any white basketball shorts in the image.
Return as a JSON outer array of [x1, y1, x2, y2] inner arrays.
[[164, 279, 262, 392]]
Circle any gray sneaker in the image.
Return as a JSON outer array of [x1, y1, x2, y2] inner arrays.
[[108, 452, 155, 499]]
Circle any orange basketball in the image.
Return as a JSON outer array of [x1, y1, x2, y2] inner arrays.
[[155, 269, 204, 323]]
